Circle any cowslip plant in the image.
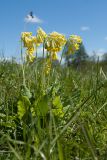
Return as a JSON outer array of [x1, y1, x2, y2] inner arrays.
[[16, 27, 82, 159]]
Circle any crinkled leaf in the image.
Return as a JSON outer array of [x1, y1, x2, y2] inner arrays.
[[21, 85, 32, 98], [17, 96, 31, 119], [52, 96, 64, 117], [53, 96, 63, 109]]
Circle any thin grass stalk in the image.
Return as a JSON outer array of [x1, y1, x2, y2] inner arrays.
[[51, 83, 104, 147], [42, 41, 46, 89], [81, 124, 98, 160], [43, 40, 45, 58], [36, 45, 38, 58], [60, 52, 63, 65], [8, 143, 23, 160], [52, 115, 64, 160], [35, 45, 38, 83], [7, 135, 46, 159], [21, 39, 26, 86]]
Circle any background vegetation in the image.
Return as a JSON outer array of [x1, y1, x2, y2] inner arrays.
[[0, 48, 107, 159]]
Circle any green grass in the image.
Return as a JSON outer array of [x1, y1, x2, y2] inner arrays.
[[0, 58, 107, 160]]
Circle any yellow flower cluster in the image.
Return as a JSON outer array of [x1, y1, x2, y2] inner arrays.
[[21, 28, 82, 65], [66, 35, 82, 54], [21, 28, 47, 62], [21, 32, 35, 62], [36, 27, 47, 44], [44, 32, 66, 60]]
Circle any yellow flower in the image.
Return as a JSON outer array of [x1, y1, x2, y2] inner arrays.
[[22, 37, 34, 48], [26, 46, 35, 62], [70, 35, 82, 44], [51, 52, 58, 60], [26, 46, 35, 55], [45, 32, 66, 53], [66, 35, 82, 54], [50, 32, 66, 45], [21, 32, 32, 40], [31, 36, 37, 44], [21, 32, 37, 47], [36, 27, 47, 44], [21, 33, 36, 61], [21, 32, 40, 62]]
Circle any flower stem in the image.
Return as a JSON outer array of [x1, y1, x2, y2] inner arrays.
[[21, 39, 26, 86], [60, 52, 63, 65]]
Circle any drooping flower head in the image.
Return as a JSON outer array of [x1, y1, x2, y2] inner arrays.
[[45, 32, 66, 53], [44, 32, 66, 60], [65, 35, 82, 54], [21, 32, 37, 62], [21, 28, 47, 62], [36, 27, 47, 44], [21, 29, 82, 63], [70, 35, 82, 44], [21, 32, 32, 40]]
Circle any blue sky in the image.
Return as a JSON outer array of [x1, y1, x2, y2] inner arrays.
[[0, 0, 107, 58]]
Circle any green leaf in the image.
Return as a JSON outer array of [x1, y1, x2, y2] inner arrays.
[[17, 96, 31, 120], [21, 85, 32, 99], [53, 96, 63, 109], [37, 95, 49, 116], [52, 96, 64, 117], [1, 122, 16, 128]]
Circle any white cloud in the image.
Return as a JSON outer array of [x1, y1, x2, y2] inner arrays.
[[81, 26, 90, 31], [24, 14, 43, 24]]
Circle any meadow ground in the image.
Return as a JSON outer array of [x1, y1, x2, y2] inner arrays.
[[0, 59, 107, 160]]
